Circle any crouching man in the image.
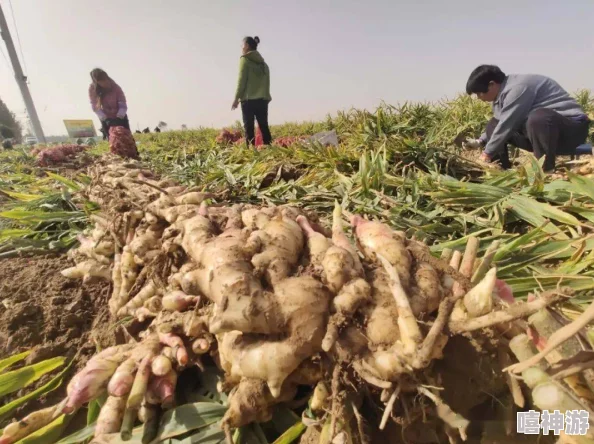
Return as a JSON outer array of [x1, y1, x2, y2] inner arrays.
[[464, 65, 590, 171]]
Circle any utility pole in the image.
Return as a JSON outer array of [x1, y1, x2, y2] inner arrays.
[[0, 3, 45, 143]]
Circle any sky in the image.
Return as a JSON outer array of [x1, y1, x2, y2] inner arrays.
[[0, 0, 592, 136]]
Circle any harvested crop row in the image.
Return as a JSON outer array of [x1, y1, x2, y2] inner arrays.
[[31, 143, 89, 167], [3, 155, 593, 444]]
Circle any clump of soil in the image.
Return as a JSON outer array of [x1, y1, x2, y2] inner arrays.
[[0, 255, 116, 421]]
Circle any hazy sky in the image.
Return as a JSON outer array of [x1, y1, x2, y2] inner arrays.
[[0, 0, 592, 136]]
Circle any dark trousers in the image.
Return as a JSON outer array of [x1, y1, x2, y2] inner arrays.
[[485, 109, 590, 171], [101, 116, 131, 140], [241, 99, 272, 147]]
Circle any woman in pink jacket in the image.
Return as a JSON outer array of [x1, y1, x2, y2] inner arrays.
[[88, 68, 129, 140], [89, 68, 138, 159]]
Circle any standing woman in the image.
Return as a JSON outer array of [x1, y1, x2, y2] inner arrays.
[[88, 68, 138, 158], [231, 36, 272, 147]]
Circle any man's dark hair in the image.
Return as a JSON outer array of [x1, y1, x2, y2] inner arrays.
[[466, 65, 507, 95]]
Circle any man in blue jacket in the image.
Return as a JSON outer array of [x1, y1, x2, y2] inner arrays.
[[463, 65, 590, 171]]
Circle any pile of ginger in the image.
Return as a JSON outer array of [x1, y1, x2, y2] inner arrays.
[[3, 155, 593, 444]]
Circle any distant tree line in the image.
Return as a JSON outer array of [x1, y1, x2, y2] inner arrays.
[[0, 97, 22, 142]]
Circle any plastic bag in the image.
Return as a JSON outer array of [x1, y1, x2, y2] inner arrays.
[[309, 130, 338, 146]]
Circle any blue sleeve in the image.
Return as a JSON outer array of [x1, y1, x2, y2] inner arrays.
[[484, 85, 537, 156]]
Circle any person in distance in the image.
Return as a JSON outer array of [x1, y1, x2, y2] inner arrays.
[[464, 65, 590, 172], [89, 68, 138, 159], [89, 68, 130, 140], [231, 36, 272, 148]]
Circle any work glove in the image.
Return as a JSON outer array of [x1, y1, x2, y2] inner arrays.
[[462, 138, 483, 150], [116, 111, 126, 119]]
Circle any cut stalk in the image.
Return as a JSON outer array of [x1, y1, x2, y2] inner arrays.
[[418, 387, 469, 441], [460, 236, 479, 277], [449, 250, 462, 270], [463, 267, 497, 318], [529, 309, 594, 402], [553, 360, 594, 380], [332, 202, 358, 260], [440, 248, 453, 263], [121, 355, 152, 441], [95, 395, 127, 438], [529, 309, 583, 359], [508, 335, 593, 419], [509, 334, 545, 369], [352, 402, 370, 444], [498, 346, 525, 408], [329, 365, 341, 441], [450, 289, 565, 334], [506, 288, 586, 374], [108, 358, 137, 397], [452, 236, 479, 300], [352, 361, 392, 389], [379, 385, 401, 430], [533, 382, 591, 415], [377, 253, 422, 354], [414, 297, 452, 369], [141, 405, 162, 444], [151, 355, 172, 377], [442, 250, 462, 291], [471, 240, 500, 284]]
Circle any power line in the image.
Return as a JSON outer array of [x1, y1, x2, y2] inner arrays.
[[7, 0, 26, 75]]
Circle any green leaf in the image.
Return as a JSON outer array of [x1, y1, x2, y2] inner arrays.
[[506, 195, 570, 237], [567, 172, 594, 200], [2, 191, 42, 201], [429, 229, 497, 253], [45, 172, 82, 192], [55, 423, 96, 444], [0, 357, 65, 398], [565, 207, 594, 223], [156, 402, 227, 441], [493, 226, 548, 261], [87, 394, 106, 426], [76, 402, 228, 444], [507, 275, 594, 298], [183, 365, 227, 405], [270, 407, 301, 435], [0, 356, 74, 422], [234, 424, 268, 444], [0, 210, 84, 224], [271, 422, 306, 444], [529, 237, 594, 260], [0, 229, 34, 241], [167, 425, 226, 443], [0, 350, 31, 372]]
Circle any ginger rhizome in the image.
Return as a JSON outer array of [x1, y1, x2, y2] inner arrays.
[[6, 155, 581, 444]]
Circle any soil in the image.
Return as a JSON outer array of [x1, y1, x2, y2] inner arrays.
[[460, 146, 594, 176], [0, 255, 116, 423]]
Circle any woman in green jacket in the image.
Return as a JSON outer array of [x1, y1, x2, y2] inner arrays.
[[231, 36, 272, 147]]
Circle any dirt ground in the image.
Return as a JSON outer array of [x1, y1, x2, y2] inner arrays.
[[462, 146, 593, 174], [0, 255, 116, 422]]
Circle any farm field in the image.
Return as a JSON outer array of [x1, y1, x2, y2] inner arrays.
[[0, 93, 594, 444]]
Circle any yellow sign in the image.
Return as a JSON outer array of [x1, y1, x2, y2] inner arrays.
[[63, 120, 97, 138]]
